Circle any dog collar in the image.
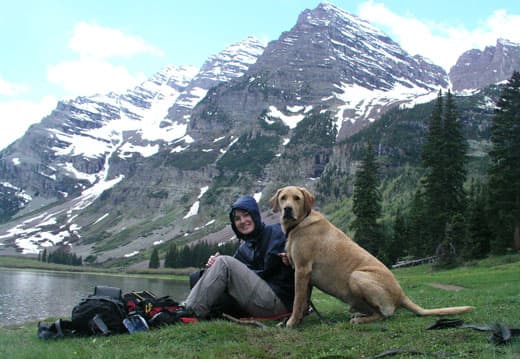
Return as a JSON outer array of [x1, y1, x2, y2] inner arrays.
[[285, 210, 311, 236]]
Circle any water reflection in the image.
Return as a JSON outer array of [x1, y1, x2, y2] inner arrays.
[[0, 269, 190, 326]]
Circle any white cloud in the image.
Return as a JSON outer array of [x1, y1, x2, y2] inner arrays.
[[47, 22, 163, 96], [484, 10, 520, 43], [0, 96, 57, 150], [69, 22, 164, 60], [1, 22, 164, 149], [47, 59, 147, 95], [0, 75, 29, 96], [358, 1, 520, 71]]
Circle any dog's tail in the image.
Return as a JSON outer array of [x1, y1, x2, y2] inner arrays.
[[400, 296, 474, 316]]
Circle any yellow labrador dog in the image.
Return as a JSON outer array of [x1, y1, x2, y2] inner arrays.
[[270, 186, 474, 328]]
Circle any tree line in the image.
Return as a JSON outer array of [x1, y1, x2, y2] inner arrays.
[[351, 71, 520, 267], [38, 247, 83, 266], [149, 240, 240, 269]]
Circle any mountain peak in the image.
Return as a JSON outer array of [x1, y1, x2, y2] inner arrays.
[[449, 38, 520, 92], [292, 0, 388, 47], [202, 36, 266, 78]]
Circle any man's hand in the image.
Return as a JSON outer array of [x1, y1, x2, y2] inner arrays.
[[279, 252, 290, 266], [206, 252, 221, 268]]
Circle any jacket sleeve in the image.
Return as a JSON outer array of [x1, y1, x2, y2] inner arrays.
[[256, 224, 286, 279], [233, 224, 286, 279]]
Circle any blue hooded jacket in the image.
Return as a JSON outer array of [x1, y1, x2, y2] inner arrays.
[[229, 195, 295, 310]]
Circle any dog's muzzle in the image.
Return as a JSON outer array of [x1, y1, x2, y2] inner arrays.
[[282, 206, 295, 220]]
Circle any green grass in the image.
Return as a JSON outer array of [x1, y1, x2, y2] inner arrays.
[[1, 255, 519, 358]]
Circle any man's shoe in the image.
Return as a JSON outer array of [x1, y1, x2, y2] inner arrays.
[[174, 307, 197, 318], [173, 307, 199, 323]]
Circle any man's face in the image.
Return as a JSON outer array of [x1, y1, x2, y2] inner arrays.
[[233, 209, 255, 236]]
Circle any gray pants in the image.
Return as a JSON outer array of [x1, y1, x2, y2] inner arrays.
[[184, 255, 288, 318]]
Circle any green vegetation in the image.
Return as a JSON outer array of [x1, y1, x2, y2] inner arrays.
[[165, 150, 219, 170], [351, 142, 383, 258], [414, 90, 468, 263], [148, 248, 160, 269], [1, 255, 518, 358], [163, 241, 239, 269], [288, 110, 337, 149], [38, 247, 82, 266], [322, 74, 520, 268], [216, 132, 279, 176], [487, 71, 520, 254]]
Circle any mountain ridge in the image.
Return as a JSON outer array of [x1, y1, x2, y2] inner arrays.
[[0, 3, 518, 263]]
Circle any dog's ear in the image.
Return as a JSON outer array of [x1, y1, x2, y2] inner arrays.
[[300, 187, 315, 214], [269, 189, 282, 212]]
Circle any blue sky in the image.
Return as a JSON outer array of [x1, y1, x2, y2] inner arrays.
[[1, 0, 519, 149]]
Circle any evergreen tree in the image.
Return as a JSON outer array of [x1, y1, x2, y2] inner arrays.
[[420, 90, 467, 256], [440, 213, 466, 267], [164, 243, 178, 268], [407, 190, 429, 257], [487, 71, 520, 253], [443, 90, 468, 218], [421, 91, 445, 253], [351, 142, 382, 258], [148, 248, 160, 269], [387, 210, 408, 264], [463, 181, 491, 259]]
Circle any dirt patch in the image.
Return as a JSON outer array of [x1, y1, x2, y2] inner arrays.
[[426, 283, 466, 291]]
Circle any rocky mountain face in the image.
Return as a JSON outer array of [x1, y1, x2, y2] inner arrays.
[[166, 36, 266, 125], [0, 37, 266, 258], [450, 39, 520, 92], [187, 3, 448, 143], [0, 3, 516, 263]]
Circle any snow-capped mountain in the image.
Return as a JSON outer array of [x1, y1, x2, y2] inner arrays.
[[186, 2, 449, 143], [0, 3, 516, 261], [166, 36, 267, 124], [0, 37, 266, 256]]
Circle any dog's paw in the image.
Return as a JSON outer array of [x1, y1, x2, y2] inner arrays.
[[285, 316, 301, 328], [350, 313, 383, 324], [350, 312, 367, 319], [350, 317, 362, 324], [276, 318, 289, 328]]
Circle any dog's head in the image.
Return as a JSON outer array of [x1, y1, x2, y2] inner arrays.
[[269, 186, 315, 226]]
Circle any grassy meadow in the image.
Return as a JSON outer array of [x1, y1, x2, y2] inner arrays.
[[1, 254, 519, 358]]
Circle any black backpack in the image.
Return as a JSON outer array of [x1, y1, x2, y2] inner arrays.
[[71, 286, 128, 335]]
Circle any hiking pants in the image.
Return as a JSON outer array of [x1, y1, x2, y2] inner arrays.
[[184, 255, 288, 318]]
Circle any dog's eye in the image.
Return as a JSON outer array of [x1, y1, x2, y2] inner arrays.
[[280, 195, 286, 201], [294, 196, 301, 201]]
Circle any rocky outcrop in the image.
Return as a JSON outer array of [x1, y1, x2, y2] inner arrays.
[[450, 39, 520, 92]]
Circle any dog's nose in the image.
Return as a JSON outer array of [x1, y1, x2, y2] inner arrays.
[[283, 206, 293, 219]]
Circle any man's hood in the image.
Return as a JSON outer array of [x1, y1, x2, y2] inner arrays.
[[229, 195, 263, 240]]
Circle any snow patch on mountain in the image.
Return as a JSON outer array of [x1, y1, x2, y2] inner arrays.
[[334, 82, 440, 128], [267, 106, 306, 128], [184, 186, 209, 219]]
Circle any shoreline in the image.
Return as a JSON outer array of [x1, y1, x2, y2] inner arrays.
[[0, 255, 192, 281]]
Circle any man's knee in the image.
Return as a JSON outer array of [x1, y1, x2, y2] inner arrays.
[[209, 255, 235, 274], [212, 255, 251, 278], [213, 255, 237, 267]]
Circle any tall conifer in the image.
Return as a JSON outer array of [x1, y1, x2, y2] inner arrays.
[[488, 71, 520, 253], [420, 90, 467, 256], [148, 248, 160, 269], [421, 91, 446, 252], [352, 142, 382, 258]]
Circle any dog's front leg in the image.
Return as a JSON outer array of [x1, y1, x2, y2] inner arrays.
[[286, 264, 311, 328]]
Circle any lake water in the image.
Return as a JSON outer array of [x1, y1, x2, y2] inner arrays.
[[0, 269, 190, 326]]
